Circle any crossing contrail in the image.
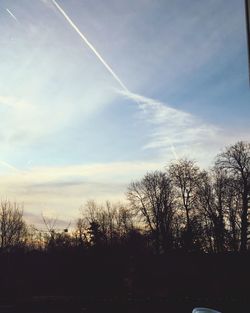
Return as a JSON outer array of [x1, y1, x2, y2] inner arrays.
[[51, 0, 129, 92], [6, 8, 18, 21]]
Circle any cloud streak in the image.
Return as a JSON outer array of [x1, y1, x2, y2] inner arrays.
[[120, 90, 226, 164], [51, 0, 183, 158], [0, 161, 162, 222], [6, 8, 18, 22], [0, 160, 19, 172], [51, 0, 230, 162]]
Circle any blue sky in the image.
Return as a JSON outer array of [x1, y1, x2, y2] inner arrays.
[[0, 0, 249, 226]]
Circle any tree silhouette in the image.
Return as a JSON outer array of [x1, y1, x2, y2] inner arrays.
[[127, 171, 175, 253], [216, 141, 250, 251], [169, 159, 201, 251], [0, 201, 27, 250]]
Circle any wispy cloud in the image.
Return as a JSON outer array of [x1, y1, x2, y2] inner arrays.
[[0, 96, 58, 145], [0, 160, 19, 172], [120, 90, 228, 164], [24, 211, 72, 230], [0, 96, 31, 110], [49, 0, 183, 160], [0, 0, 247, 226], [0, 161, 162, 221], [48, 0, 232, 165]]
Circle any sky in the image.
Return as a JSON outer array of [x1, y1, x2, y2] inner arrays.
[[0, 0, 249, 228]]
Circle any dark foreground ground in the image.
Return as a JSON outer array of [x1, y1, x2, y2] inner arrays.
[[0, 296, 249, 313], [0, 249, 249, 312]]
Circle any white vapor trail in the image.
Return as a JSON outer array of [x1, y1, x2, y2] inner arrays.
[[0, 160, 19, 172], [51, 0, 129, 93], [51, 0, 180, 159], [6, 8, 18, 21]]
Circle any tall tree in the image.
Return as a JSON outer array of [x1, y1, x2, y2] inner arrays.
[[197, 169, 228, 252], [216, 141, 250, 251], [169, 159, 201, 250], [0, 201, 27, 249], [127, 171, 175, 253]]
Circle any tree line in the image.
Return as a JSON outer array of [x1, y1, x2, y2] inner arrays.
[[0, 141, 249, 254]]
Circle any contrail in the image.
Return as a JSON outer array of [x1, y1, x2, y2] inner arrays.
[[6, 8, 18, 21], [51, 0, 129, 92], [51, 0, 179, 160], [0, 160, 19, 172]]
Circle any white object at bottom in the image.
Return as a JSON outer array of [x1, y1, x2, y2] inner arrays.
[[192, 308, 221, 313]]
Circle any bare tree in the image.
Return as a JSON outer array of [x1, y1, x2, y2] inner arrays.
[[114, 203, 135, 238], [42, 214, 57, 248], [127, 171, 175, 253], [41, 215, 72, 249], [74, 217, 89, 246], [0, 201, 27, 249], [78, 200, 135, 246], [216, 141, 250, 251], [169, 159, 202, 250], [25, 225, 46, 250], [197, 169, 228, 252], [225, 178, 241, 251]]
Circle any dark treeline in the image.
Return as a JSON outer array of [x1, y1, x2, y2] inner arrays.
[[0, 141, 250, 312]]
